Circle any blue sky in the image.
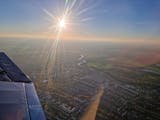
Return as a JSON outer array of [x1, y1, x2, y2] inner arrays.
[[0, 0, 160, 40]]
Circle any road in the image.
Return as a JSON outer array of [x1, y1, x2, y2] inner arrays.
[[81, 85, 104, 120]]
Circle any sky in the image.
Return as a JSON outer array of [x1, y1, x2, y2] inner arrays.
[[0, 0, 160, 41]]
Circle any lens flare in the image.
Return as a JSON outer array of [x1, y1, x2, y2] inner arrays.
[[43, 0, 95, 83], [59, 18, 66, 28]]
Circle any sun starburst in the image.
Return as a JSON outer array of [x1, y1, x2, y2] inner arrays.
[[58, 18, 66, 28], [43, 0, 95, 82]]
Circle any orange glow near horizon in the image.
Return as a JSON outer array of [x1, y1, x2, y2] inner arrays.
[[0, 33, 160, 45]]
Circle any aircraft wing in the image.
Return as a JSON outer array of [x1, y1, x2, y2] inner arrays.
[[0, 52, 46, 120]]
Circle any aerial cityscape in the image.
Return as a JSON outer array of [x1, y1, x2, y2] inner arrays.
[[0, 38, 159, 120]]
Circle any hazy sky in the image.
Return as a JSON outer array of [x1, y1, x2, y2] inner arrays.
[[0, 0, 160, 40]]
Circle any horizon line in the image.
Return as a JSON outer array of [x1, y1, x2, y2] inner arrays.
[[0, 33, 159, 45]]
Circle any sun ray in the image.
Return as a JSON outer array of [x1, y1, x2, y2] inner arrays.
[[42, 0, 96, 82], [76, 5, 95, 17], [43, 9, 57, 20], [80, 17, 93, 22]]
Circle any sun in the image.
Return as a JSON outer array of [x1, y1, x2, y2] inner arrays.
[[58, 18, 66, 29]]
